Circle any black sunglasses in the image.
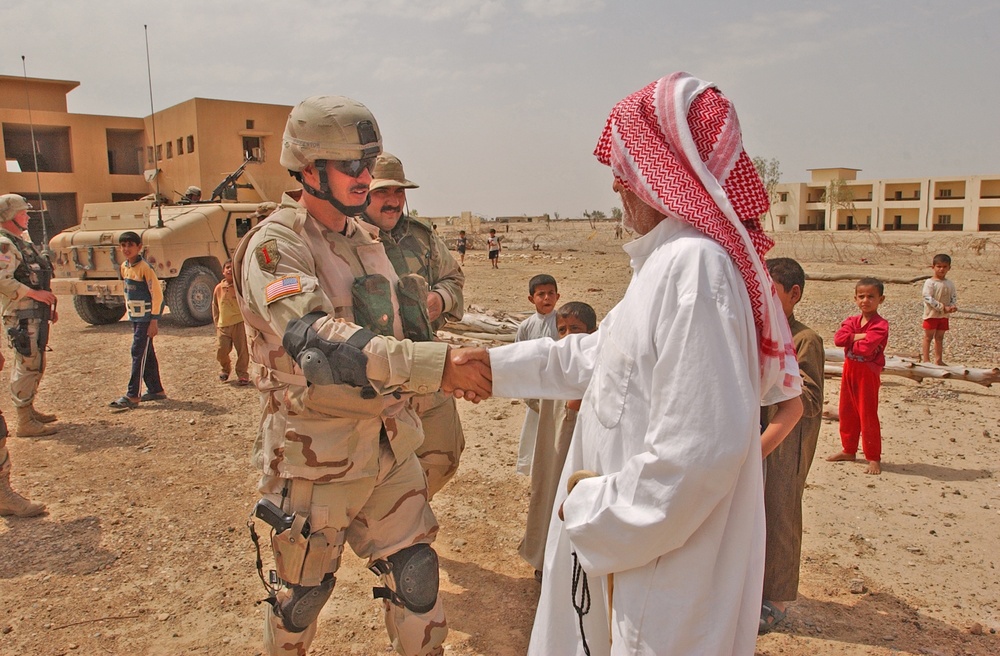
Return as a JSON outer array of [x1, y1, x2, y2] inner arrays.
[[328, 156, 377, 178]]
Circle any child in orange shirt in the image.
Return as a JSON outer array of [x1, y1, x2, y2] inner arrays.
[[211, 261, 249, 385]]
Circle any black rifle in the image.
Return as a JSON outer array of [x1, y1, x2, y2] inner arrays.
[[211, 157, 253, 201]]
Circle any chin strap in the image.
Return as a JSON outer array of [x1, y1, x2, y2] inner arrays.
[[297, 161, 370, 217]]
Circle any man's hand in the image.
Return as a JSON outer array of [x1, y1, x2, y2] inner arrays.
[[147, 319, 159, 338], [442, 347, 492, 402], [426, 291, 444, 322], [25, 289, 56, 306]]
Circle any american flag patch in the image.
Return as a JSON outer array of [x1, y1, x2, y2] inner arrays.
[[264, 276, 302, 303]]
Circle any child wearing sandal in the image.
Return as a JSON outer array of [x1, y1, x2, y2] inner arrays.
[[109, 231, 166, 409], [211, 261, 249, 385]]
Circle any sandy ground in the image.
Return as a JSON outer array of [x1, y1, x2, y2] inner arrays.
[[1, 222, 998, 655]]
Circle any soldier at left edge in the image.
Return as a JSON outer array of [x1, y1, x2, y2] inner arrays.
[[0, 194, 59, 439], [0, 193, 57, 518]]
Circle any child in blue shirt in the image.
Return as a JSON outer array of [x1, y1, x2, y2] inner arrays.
[[109, 231, 166, 409]]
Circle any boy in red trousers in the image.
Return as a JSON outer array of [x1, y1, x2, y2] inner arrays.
[[827, 277, 888, 475]]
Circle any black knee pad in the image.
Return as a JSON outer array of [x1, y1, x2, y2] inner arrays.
[[273, 573, 335, 633], [371, 543, 439, 614]]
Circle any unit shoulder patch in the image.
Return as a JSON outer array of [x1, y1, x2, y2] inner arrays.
[[255, 239, 281, 274]]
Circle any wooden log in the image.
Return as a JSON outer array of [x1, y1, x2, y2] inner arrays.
[[823, 348, 1000, 387], [806, 273, 931, 284]]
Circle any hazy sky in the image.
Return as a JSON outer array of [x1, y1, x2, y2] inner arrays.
[[2, 1, 997, 218]]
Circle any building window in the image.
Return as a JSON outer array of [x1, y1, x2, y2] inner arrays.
[[243, 136, 263, 162], [106, 128, 144, 175], [938, 214, 952, 224], [155, 144, 162, 161], [186, 135, 195, 153], [939, 189, 952, 198], [779, 192, 788, 202], [778, 215, 787, 225], [2, 123, 73, 173], [894, 191, 902, 200], [177, 137, 184, 155], [165, 141, 173, 159], [246, 120, 255, 130], [147, 146, 154, 164]]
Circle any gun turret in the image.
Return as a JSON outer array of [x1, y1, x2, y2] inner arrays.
[[211, 157, 253, 201]]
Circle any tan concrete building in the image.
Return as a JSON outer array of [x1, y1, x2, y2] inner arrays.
[[768, 168, 1000, 233], [1, 75, 291, 243]]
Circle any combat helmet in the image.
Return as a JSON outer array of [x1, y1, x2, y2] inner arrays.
[[0, 194, 32, 223], [281, 96, 382, 216]]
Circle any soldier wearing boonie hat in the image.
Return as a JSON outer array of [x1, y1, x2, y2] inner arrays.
[[362, 153, 466, 500], [234, 96, 485, 656]]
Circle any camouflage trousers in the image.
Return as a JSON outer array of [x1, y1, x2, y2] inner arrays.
[[0, 436, 10, 477], [2, 316, 45, 408], [216, 321, 249, 379], [259, 440, 446, 656], [412, 391, 465, 499]]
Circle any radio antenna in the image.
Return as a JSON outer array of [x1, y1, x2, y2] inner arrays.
[[20, 56, 50, 250], [144, 24, 164, 228]]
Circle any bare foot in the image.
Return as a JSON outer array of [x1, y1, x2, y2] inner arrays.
[[935, 360, 946, 366], [865, 461, 881, 475], [826, 451, 856, 462]]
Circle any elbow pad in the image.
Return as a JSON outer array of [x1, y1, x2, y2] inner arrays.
[[282, 311, 377, 389]]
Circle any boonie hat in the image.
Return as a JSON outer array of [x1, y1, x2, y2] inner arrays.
[[369, 153, 419, 192]]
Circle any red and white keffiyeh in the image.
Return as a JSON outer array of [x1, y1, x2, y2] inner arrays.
[[595, 72, 799, 401]]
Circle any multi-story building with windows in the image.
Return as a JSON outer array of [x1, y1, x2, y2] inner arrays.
[[1, 75, 291, 243], [768, 168, 1000, 233]]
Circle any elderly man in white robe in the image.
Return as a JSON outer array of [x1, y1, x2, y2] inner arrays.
[[455, 72, 802, 655]]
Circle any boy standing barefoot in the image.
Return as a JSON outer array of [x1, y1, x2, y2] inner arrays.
[[827, 278, 888, 475], [921, 253, 957, 365]]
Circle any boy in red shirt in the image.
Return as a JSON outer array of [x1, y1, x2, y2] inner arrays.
[[827, 278, 889, 475]]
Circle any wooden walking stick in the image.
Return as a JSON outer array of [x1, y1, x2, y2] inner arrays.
[[565, 470, 613, 651]]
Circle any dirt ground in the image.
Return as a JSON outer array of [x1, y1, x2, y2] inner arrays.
[[1, 223, 999, 655]]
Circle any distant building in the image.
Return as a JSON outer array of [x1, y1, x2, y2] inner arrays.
[[495, 214, 549, 224], [1, 75, 292, 243], [768, 168, 1000, 232]]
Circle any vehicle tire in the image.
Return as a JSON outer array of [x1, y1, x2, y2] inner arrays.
[[165, 264, 219, 327], [73, 295, 126, 325]]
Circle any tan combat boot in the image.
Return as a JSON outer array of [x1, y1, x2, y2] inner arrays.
[[30, 405, 57, 424], [0, 471, 46, 517], [16, 405, 56, 437]]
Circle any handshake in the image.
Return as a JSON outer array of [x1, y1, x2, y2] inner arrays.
[[440, 347, 493, 403]]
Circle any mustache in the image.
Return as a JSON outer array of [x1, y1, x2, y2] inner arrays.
[[379, 204, 402, 213]]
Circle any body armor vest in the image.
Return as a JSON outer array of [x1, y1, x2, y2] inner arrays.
[[2, 230, 52, 292]]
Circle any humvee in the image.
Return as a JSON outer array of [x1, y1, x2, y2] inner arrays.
[[48, 199, 270, 326]]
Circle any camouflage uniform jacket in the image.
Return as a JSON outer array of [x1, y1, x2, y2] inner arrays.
[[0, 228, 50, 317], [367, 215, 465, 332], [233, 191, 448, 483]]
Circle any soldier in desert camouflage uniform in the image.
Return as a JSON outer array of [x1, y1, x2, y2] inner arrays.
[[0, 194, 58, 439], [235, 96, 488, 656], [362, 153, 466, 498], [0, 194, 54, 517]]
